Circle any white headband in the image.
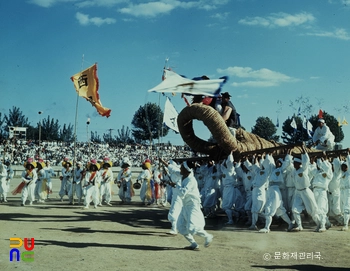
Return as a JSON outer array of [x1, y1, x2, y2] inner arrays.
[[183, 161, 192, 172]]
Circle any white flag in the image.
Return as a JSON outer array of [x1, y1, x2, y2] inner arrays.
[[290, 118, 297, 129], [163, 97, 179, 133], [148, 69, 228, 97], [303, 116, 313, 138], [306, 120, 313, 138]]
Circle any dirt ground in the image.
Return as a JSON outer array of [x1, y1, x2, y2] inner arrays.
[[0, 175, 349, 271]]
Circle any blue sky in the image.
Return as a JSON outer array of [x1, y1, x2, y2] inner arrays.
[[1, 0, 350, 148]]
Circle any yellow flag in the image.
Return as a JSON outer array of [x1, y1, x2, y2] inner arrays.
[[70, 63, 111, 117], [342, 117, 348, 126]]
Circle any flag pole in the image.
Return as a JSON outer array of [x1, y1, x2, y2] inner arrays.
[[158, 58, 168, 162], [71, 54, 84, 205]]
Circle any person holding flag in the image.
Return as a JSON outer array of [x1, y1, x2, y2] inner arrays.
[[69, 161, 84, 205]]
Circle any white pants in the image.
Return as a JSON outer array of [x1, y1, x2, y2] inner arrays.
[[251, 187, 266, 214], [313, 188, 328, 228], [100, 181, 112, 203], [264, 186, 288, 217], [286, 187, 295, 213], [168, 193, 183, 232], [21, 182, 35, 204], [292, 188, 320, 227], [328, 189, 342, 217], [84, 185, 99, 207], [0, 179, 8, 200]]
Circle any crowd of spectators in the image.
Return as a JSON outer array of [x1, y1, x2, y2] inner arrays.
[[0, 138, 196, 167]]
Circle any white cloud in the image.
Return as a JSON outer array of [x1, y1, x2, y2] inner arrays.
[[75, 12, 116, 26], [76, 0, 128, 8], [28, 0, 230, 18], [28, 0, 77, 8], [238, 12, 315, 28], [117, 0, 229, 18], [211, 12, 229, 20], [217, 66, 299, 88], [118, 2, 176, 17], [305, 28, 350, 40]]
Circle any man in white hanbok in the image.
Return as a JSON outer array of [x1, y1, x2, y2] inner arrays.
[[202, 162, 220, 217], [160, 158, 183, 235], [2, 160, 14, 202], [34, 161, 48, 203], [44, 160, 56, 199], [259, 154, 294, 233], [236, 157, 255, 226], [0, 162, 8, 203], [310, 156, 333, 232], [138, 161, 153, 205], [340, 153, 350, 231], [249, 154, 274, 230], [220, 152, 241, 225], [291, 145, 321, 231], [174, 161, 213, 250], [328, 157, 344, 225], [312, 119, 335, 151]]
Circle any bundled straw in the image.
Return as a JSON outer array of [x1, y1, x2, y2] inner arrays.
[[177, 103, 316, 160]]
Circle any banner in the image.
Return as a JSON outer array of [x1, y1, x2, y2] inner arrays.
[[70, 63, 111, 117], [163, 97, 179, 133], [303, 116, 313, 138], [148, 69, 228, 97]]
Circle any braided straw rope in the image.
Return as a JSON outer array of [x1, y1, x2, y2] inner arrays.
[[177, 103, 309, 159]]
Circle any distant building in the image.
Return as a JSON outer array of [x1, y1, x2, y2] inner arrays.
[[9, 127, 27, 139]]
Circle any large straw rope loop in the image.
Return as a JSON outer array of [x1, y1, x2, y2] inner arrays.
[[177, 103, 238, 157], [177, 103, 310, 158]]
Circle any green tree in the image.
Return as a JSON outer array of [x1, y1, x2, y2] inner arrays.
[[131, 102, 169, 144], [251, 117, 279, 142], [40, 115, 61, 141], [0, 112, 5, 139], [4, 106, 30, 128], [59, 123, 74, 142], [115, 125, 134, 144], [102, 129, 115, 144], [281, 115, 308, 145], [90, 131, 102, 143], [3, 106, 32, 140]]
